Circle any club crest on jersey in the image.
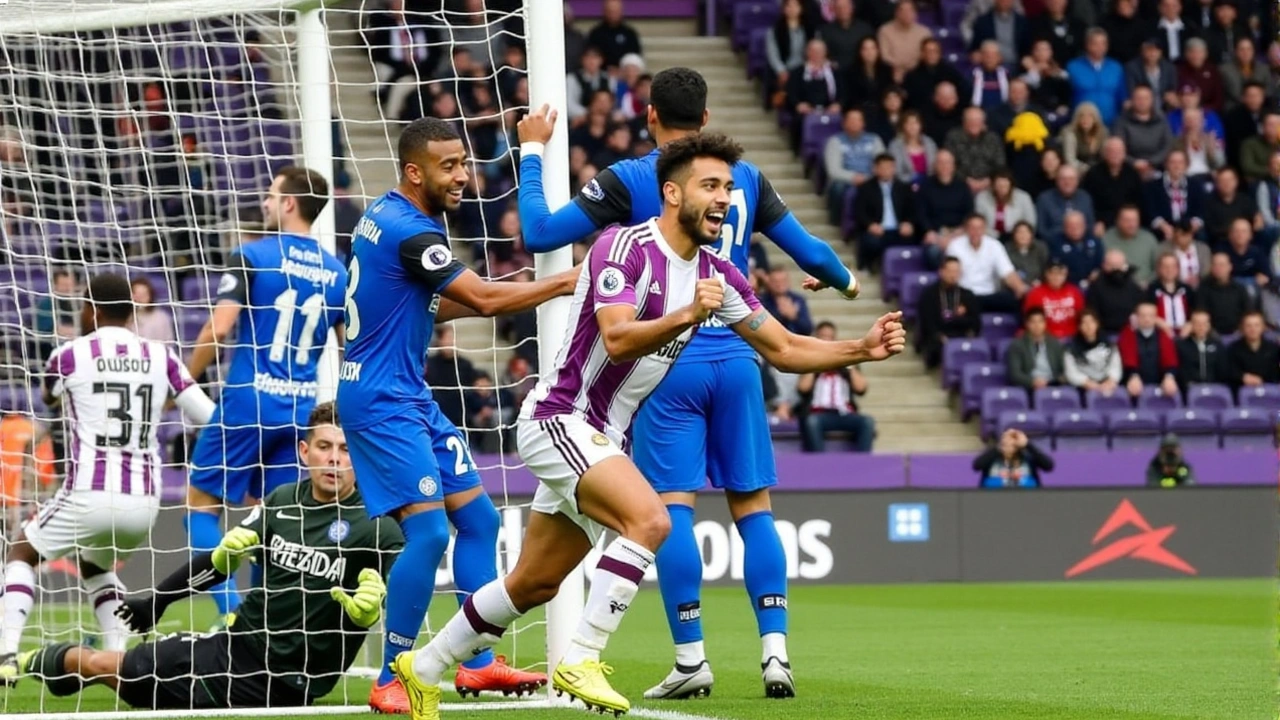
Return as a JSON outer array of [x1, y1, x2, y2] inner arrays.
[[418, 476, 438, 497], [591, 433, 609, 446], [327, 519, 350, 543], [597, 267, 624, 297], [216, 272, 238, 295], [421, 245, 453, 271], [582, 179, 605, 202]]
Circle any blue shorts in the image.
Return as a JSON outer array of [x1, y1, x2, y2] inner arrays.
[[345, 401, 482, 518], [188, 406, 304, 506], [632, 356, 777, 494]]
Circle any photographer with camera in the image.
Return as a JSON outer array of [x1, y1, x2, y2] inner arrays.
[[974, 428, 1055, 488], [1145, 433, 1197, 488]]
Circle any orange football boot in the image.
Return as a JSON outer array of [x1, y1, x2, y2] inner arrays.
[[369, 675, 411, 714], [454, 655, 547, 698]]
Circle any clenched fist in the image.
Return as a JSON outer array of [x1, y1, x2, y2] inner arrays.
[[686, 278, 725, 323], [517, 104, 557, 145], [862, 311, 907, 361]]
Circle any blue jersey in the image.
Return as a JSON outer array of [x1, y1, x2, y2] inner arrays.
[[336, 190, 469, 430], [215, 233, 347, 422]]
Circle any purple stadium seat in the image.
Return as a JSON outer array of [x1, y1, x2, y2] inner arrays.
[[942, 338, 990, 390], [801, 112, 841, 177], [1034, 386, 1081, 414], [1220, 408, 1274, 450], [1084, 389, 1132, 411], [747, 28, 769, 79], [961, 362, 1007, 420], [1239, 384, 1280, 411], [1051, 409, 1107, 451], [1106, 409, 1163, 451], [992, 337, 1015, 362], [1187, 383, 1233, 410], [997, 410, 1051, 439], [180, 275, 218, 303], [1137, 386, 1183, 411], [981, 386, 1030, 438], [882, 247, 926, 302], [732, 2, 778, 51], [980, 313, 1020, 341], [899, 272, 936, 323], [0, 384, 32, 414], [178, 309, 206, 344], [1164, 408, 1220, 449], [1220, 332, 1240, 346], [840, 185, 858, 239]]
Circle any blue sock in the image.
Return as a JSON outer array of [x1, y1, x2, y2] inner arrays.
[[448, 493, 501, 671], [185, 510, 239, 615], [656, 504, 704, 646], [737, 511, 787, 637], [379, 508, 450, 685]]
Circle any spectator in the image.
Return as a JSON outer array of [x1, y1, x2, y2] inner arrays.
[[1144, 149, 1205, 242], [366, 0, 439, 111], [486, 208, 533, 279], [1165, 77, 1225, 139], [1125, 39, 1178, 111], [1020, 39, 1073, 119], [1112, 86, 1174, 178], [1060, 102, 1108, 171], [503, 356, 536, 406], [817, 0, 874, 72], [946, 106, 1006, 193], [852, 154, 918, 269], [1119, 301, 1181, 399], [618, 72, 650, 121], [967, 42, 1013, 111], [1227, 310, 1280, 388], [946, 213, 1028, 312], [1154, 0, 1191, 62], [1176, 38, 1225, 112], [761, 268, 815, 336], [1220, 37, 1274, 110], [1035, 164, 1096, 240], [451, 0, 508, 69], [1223, 217, 1269, 290], [1030, 0, 1085, 64], [586, 0, 643, 69], [786, 39, 843, 151], [921, 81, 965, 146], [1102, 204, 1161, 287], [566, 46, 615, 124], [1257, 153, 1280, 234], [1177, 308, 1230, 386], [33, 269, 78, 361], [1084, 138, 1144, 233], [464, 372, 515, 454], [1204, 167, 1261, 248], [568, 90, 616, 160], [842, 37, 896, 112], [1149, 252, 1197, 337], [1239, 113, 1280, 184], [1223, 82, 1266, 168], [1146, 434, 1197, 487], [1048, 210, 1104, 286], [1025, 260, 1086, 338], [917, 256, 982, 367], [1202, 0, 1247, 65], [1158, 218, 1212, 287], [823, 107, 884, 223], [887, 110, 937, 184], [904, 39, 969, 112], [766, 0, 814, 105], [975, 428, 1054, 488], [562, 4, 586, 73], [1198, 252, 1254, 335], [1067, 28, 1127, 126], [1100, 0, 1147, 64], [797, 322, 875, 452], [969, 0, 1029, 63], [976, 169, 1037, 239], [877, 0, 932, 81], [919, 150, 973, 264], [1064, 308, 1124, 393], [1006, 220, 1050, 285], [1087, 250, 1146, 334], [1021, 145, 1063, 200], [1172, 107, 1226, 178], [129, 277, 173, 345], [425, 325, 477, 429], [960, 0, 1023, 46], [988, 79, 1045, 139], [867, 85, 907, 143]]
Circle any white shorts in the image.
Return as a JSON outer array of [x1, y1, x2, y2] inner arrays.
[[23, 490, 159, 569], [516, 415, 626, 545]]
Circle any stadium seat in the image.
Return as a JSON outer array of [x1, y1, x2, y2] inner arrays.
[[960, 362, 1007, 420], [1051, 409, 1107, 451], [899, 272, 937, 324], [1220, 332, 1240, 346], [732, 1, 778, 51], [979, 313, 1019, 342], [1105, 409, 1163, 451], [747, 28, 769, 79], [0, 384, 32, 414], [882, 247, 926, 301], [1136, 386, 1182, 411], [997, 410, 1050, 439], [178, 309, 207, 344], [1084, 390, 1130, 411], [992, 337, 1015, 362], [1187, 383, 1234, 410], [981, 386, 1029, 438], [1164, 408, 1220, 449], [1034, 386, 1081, 414], [941, 338, 990, 390], [1238, 384, 1280, 411], [1219, 408, 1274, 450], [180, 274, 220, 303], [840, 185, 858, 239], [801, 112, 842, 189]]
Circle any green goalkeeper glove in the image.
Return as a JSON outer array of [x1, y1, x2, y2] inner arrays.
[[330, 568, 386, 628], [211, 527, 260, 575]]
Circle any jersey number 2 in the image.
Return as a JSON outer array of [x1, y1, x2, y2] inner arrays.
[[93, 382, 154, 449], [445, 435, 475, 476], [713, 188, 749, 260], [269, 290, 326, 365]]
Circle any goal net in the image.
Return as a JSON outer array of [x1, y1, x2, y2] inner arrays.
[[0, 0, 574, 713]]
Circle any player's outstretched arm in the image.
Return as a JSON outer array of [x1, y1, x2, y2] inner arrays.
[[440, 266, 579, 318], [756, 172, 859, 298], [115, 551, 231, 634], [732, 309, 907, 373], [596, 280, 721, 362]]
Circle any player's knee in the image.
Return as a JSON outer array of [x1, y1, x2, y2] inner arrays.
[[507, 571, 561, 609], [185, 485, 221, 512], [622, 507, 672, 553], [451, 495, 500, 539]]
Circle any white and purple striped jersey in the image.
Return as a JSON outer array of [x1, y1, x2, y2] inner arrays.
[[43, 326, 215, 495], [522, 219, 762, 439]]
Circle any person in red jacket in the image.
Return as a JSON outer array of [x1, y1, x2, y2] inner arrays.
[[1022, 260, 1085, 339], [1118, 301, 1180, 399]]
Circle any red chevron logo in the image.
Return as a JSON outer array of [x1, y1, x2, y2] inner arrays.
[[1065, 499, 1197, 578]]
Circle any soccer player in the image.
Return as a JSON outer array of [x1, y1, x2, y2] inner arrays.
[[517, 66, 858, 698], [185, 165, 348, 619], [18, 402, 401, 709], [392, 133, 906, 719], [0, 273, 215, 681], [337, 117, 577, 712]]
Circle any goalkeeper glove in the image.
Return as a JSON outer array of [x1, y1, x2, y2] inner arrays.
[[330, 568, 386, 628], [115, 595, 159, 634], [211, 527, 260, 575]]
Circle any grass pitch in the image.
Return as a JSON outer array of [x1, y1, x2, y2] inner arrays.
[[0, 580, 1272, 720]]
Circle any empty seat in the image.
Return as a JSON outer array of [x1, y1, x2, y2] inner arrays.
[[1164, 408, 1220, 449], [942, 338, 990, 390], [1034, 386, 1082, 414], [980, 313, 1020, 342], [1084, 389, 1131, 411], [1106, 409, 1163, 451], [801, 112, 842, 185], [733, 1, 778, 50], [992, 337, 1015, 362], [1051, 409, 1107, 451], [961, 362, 1007, 420], [981, 386, 1029, 438], [1187, 383, 1233, 410], [1137, 386, 1182, 411], [882, 247, 926, 301], [997, 410, 1050, 439], [1238, 384, 1280, 411], [1220, 408, 1274, 450]]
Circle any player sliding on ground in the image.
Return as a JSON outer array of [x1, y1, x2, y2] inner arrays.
[[393, 133, 906, 720], [518, 66, 860, 699], [18, 401, 403, 709], [337, 117, 577, 712], [0, 273, 215, 682]]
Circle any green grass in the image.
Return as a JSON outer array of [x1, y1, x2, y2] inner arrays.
[[0, 580, 1273, 719]]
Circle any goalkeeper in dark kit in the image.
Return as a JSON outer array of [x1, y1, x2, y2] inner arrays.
[[18, 402, 405, 709]]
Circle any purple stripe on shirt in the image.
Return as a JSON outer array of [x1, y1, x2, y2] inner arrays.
[[120, 450, 132, 495], [91, 448, 107, 491], [166, 349, 192, 394], [142, 453, 154, 495], [88, 337, 102, 360]]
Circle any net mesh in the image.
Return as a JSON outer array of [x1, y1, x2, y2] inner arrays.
[[0, 0, 543, 711]]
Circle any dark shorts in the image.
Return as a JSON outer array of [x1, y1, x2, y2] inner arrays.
[[117, 631, 310, 710]]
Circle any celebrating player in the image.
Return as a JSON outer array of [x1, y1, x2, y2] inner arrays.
[[336, 117, 577, 712], [185, 165, 348, 619], [392, 133, 905, 719], [18, 402, 401, 709], [518, 66, 857, 699], [0, 273, 215, 681]]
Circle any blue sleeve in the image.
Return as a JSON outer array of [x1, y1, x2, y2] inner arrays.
[[517, 153, 607, 252], [761, 211, 852, 291]]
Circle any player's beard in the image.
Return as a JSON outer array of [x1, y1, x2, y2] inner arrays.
[[424, 181, 463, 214], [678, 202, 719, 246]]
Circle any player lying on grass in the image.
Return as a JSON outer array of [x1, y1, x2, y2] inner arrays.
[[518, 66, 860, 699], [19, 401, 404, 710], [391, 133, 906, 719], [0, 273, 215, 682]]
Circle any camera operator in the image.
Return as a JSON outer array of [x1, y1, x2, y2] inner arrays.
[[1145, 433, 1197, 488]]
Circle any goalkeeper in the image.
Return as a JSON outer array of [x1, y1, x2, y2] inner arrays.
[[18, 402, 405, 709]]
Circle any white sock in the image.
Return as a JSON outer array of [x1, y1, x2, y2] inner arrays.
[[675, 641, 706, 669], [0, 561, 36, 656], [413, 580, 521, 685], [83, 572, 127, 652], [762, 632, 788, 664], [562, 537, 653, 666]]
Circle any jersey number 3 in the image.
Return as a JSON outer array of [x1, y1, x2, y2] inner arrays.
[[93, 382, 154, 449], [713, 188, 749, 261]]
